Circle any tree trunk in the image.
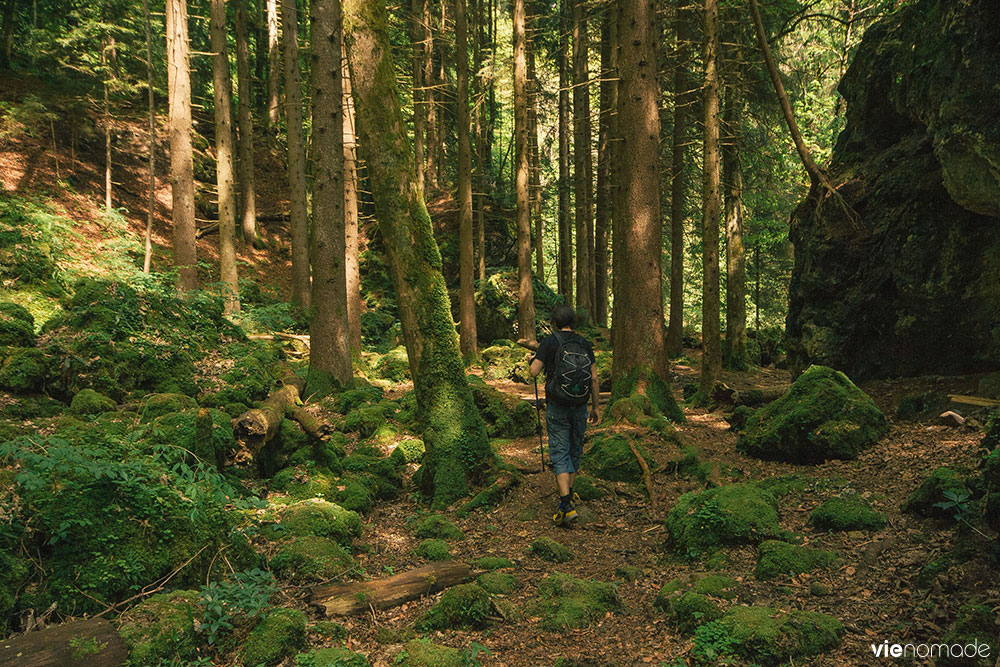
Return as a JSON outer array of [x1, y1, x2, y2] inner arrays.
[[0, 618, 127, 666], [473, 0, 487, 283], [435, 0, 447, 186], [267, 0, 280, 130], [456, 0, 477, 358], [700, 0, 722, 394], [666, 0, 690, 357], [211, 0, 240, 314], [527, 10, 542, 280], [557, 0, 572, 307], [423, 0, 438, 190], [166, 0, 198, 292], [611, 0, 668, 384], [594, 11, 612, 328], [102, 32, 113, 212], [343, 0, 494, 509], [309, 0, 351, 386], [723, 93, 747, 370], [309, 562, 471, 617], [572, 0, 593, 318], [142, 0, 156, 274], [412, 0, 425, 194], [343, 40, 363, 352], [513, 0, 536, 344], [282, 0, 310, 310], [236, 1, 259, 246], [0, 0, 15, 70]]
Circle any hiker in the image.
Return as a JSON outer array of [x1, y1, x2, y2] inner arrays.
[[529, 305, 600, 526]]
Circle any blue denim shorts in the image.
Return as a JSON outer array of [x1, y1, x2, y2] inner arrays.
[[546, 401, 588, 476]]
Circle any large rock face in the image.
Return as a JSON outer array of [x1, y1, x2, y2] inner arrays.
[[786, 0, 1000, 380]]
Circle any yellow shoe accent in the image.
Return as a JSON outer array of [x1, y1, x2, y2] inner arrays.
[[563, 506, 579, 523], [552, 508, 565, 525]]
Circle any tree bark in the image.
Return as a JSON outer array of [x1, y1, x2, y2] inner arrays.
[[472, 0, 487, 283], [456, 0, 477, 358], [142, 0, 156, 274], [412, 0, 425, 194], [309, 0, 351, 386], [309, 562, 471, 616], [700, 0, 722, 394], [235, 1, 259, 246], [611, 0, 668, 383], [594, 11, 612, 328], [166, 0, 198, 291], [282, 0, 311, 310], [423, 0, 438, 190], [267, 0, 280, 130], [343, 0, 495, 509], [723, 93, 747, 370], [0, 0, 15, 70], [0, 618, 127, 666], [557, 0, 572, 307], [435, 0, 447, 186], [572, 0, 593, 318], [513, 0, 536, 344], [527, 8, 542, 280], [211, 0, 240, 314], [343, 40, 363, 352], [666, 0, 690, 357], [102, 32, 113, 212]]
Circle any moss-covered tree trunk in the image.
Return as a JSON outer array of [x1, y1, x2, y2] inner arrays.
[[343, 0, 494, 508], [557, 0, 573, 307], [235, 1, 259, 245], [282, 0, 310, 310], [666, 0, 690, 358], [211, 0, 240, 315], [513, 0, 536, 344], [700, 0, 722, 394], [456, 0, 478, 358]]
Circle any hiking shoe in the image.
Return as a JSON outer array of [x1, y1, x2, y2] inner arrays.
[[572, 491, 581, 505], [553, 504, 578, 526]]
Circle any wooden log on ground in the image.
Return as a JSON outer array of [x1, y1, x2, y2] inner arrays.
[[290, 406, 333, 440], [948, 394, 1000, 408], [0, 618, 128, 666], [234, 383, 302, 456], [308, 562, 471, 616], [733, 385, 789, 407]]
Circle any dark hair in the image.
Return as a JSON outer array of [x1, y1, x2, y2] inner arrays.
[[551, 305, 576, 329]]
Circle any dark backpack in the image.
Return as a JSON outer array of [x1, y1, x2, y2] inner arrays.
[[546, 332, 593, 406]]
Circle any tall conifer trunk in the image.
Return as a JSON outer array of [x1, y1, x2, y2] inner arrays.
[[557, 0, 572, 307], [142, 0, 156, 274], [423, 0, 438, 190], [343, 40, 363, 352], [666, 0, 690, 357], [700, 0, 722, 393], [456, 0, 477, 357], [572, 0, 593, 318], [412, 0, 425, 194], [527, 6, 542, 279], [723, 92, 747, 369], [594, 10, 612, 328], [282, 0, 311, 310], [235, 1, 259, 245], [267, 0, 280, 130], [211, 0, 240, 314], [513, 0, 536, 343]]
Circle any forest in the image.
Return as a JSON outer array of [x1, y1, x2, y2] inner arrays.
[[0, 0, 999, 663]]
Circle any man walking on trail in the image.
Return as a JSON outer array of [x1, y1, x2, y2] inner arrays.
[[529, 305, 600, 526]]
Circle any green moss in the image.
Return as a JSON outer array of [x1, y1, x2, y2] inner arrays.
[[737, 365, 888, 463], [240, 607, 307, 667], [335, 476, 376, 514], [532, 573, 621, 631], [69, 388, 115, 415], [896, 391, 951, 421], [903, 467, 969, 518], [310, 620, 347, 639], [375, 345, 410, 382], [754, 540, 839, 580], [581, 433, 652, 483], [664, 483, 783, 558], [939, 602, 996, 666], [810, 495, 887, 531], [342, 453, 402, 502], [695, 606, 843, 665], [573, 475, 605, 500], [139, 393, 197, 421], [693, 574, 740, 599], [277, 500, 362, 546], [475, 556, 515, 570], [0, 347, 50, 393], [118, 590, 201, 666], [393, 639, 464, 667], [480, 342, 532, 382], [414, 514, 466, 541], [343, 403, 390, 438], [0, 302, 35, 347], [390, 437, 424, 465], [468, 380, 537, 439], [657, 591, 723, 633], [727, 405, 756, 431], [529, 536, 574, 562], [295, 647, 370, 667], [476, 571, 519, 595], [269, 536, 357, 582], [142, 408, 235, 468], [414, 583, 492, 631], [415, 538, 452, 561], [334, 383, 384, 414], [456, 470, 520, 517]]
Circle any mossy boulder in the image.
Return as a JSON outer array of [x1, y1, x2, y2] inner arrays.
[[342, 402, 391, 438], [903, 467, 969, 518], [139, 392, 198, 420], [414, 583, 493, 631], [271, 466, 375, 514], [467, 376, 537, 438], [0, 347, 50, 393], [695, 605, 843, 665], [294, 647, 370, 667], [654, 590, 723, 633], [475, 556, 515, 570], [389, 437, 425, 464], [69, 388, 115, 415], [736, 365, 888, 463], [393, 639, 464, 667], [240, 607, 307, 667], [581, 433, 653, 483], [754, 540, 839, 580], [333, 382, 383, 414], [810, 495, 887, 531], [693, 574, 741, 599], [142, 408, 235, 468], [480, 341, 532, 383], [896, 391, 951, 421], [415, 538, 452, 561], [532, 573, 622, 631], [274, 500, 362, 547], [118, 590, 201, 666], [573, 475, 605, 500], [0, 302, 35, 347], [529, 536, 574, 562], [375, 346, 410, 382], [269, 536, 357, 582], [476, 571, 520, 595], [414, 514, 466, 541], [664, 483, 783, 557]]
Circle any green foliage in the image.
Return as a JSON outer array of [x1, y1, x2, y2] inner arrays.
[[0, 347, 51, 393], [240, 607, 307, 667], [0, 196, 60, 286], [273, 500, 363, 547], [270, 536, 357, 583], [0, 302, 35, 347], [139, 393, 198, 420], [118, 590, 201, 666], [375, 346, 410, 382], [664, 483, 784, 559], [414, 514, 466, 541], [197, 568, 278, 645], [295, 647, 370, 667], [902, 467, 969, 518], [68, 388, 115, 415], [656, 591, 723, 634], [754, 540, 838, 580], [581, 433, 652, 483], [474, 556, 515, 570], [476, 571, 519, 595], [479, 342, 532, 383], [415, 538, 452, 561], [810, 495, 887, 531], [694, 606, 843, 665], [414, 583, 493, 631], [532, 573, 621, 631], [467, 377, 537, 438], [392, 639, 463, 667], [737, 365, 888, 463], [529, 536, 574, 562], [940, 602, 996, 667]]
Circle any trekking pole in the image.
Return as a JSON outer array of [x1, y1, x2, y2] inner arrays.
[[533, 375, 545, 473]]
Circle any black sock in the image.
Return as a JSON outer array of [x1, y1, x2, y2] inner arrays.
[[560, 493, 572, 509]]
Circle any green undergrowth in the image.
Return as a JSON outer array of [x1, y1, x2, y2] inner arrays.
[[754, 540, 839, 580], [810, 495, 887, 531], [414, 583, 493, 631], [693, 605, 843, 665], [582, 433, 655, 484], [531, 572, 622, 631]]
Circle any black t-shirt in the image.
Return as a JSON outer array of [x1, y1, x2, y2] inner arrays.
[[532, 330, 596, 391]]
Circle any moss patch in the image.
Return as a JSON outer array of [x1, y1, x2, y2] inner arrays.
[[754, 540, 839, 580], [664, 483, 783, 558], [581, 433, 652, 483], [240, 607, 307, 667], [69, 388, 115, 415], [480, 342, 532, 382], [414, 514, 466, 541], [694, 605, 843, 665], [468, 376, 537, 439], [414, 583, 492, 631], [415, 538, 452, 561], [573, 475, 605, 500], [118, 590, 201, 666], [393, 639, 464, 667], [294, 647, 370, 666], [810, 495, 887, 531], [273, 500, 362, 547], [529, 536, 574, 562], [532, 573, 622, 631], [902, 467, 969, 518], [0, 302, 35, 347], [269, 536, 357, 582], [655, 590, 723, 633], [475, 556, 515, 570], [737, 365, 888, 463], [476, 571, 519, 595]]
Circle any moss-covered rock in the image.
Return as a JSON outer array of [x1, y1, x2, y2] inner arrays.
[[0, 347, 50, 393], [415, 538, 452, 561], [341, 451, 403, 501], [810, 495, 887, 531], [529, 536, 574, 563], [390, 437, 424, 464], [69, 388, 115, 415], [415, 583, 492, 631], [477, 571, 519, 595], [140, 392, 198, 420], [375, 345, 410, 382], [903, 467, 969, 518], [693, 574, 741, 599], [939, 602, 997, 667], [664, 483, 783, 557], [118, 590, 201, 666], [532, 573, 621, 631], [480, 341, 532, 383], [414, 514, 466, 541], [274, 500, 362, 547], [333, 382, 384, 414], [142, 408, 235, 468], [581, 433, 653, 483], [573, 475, 605, 500], [694, 606, 843, 665], [754, 540, 839, 580], [240, 607, 307, 667], [294, 647, 370, 667], [654, 590, 723, 633], [269, 536, 357, 582], [736, 365, 888, 463], [393, 639, 464, 667], [896, 391, 951, 421], [342, 402, 391, 439], [475, 556, 515, 570], [466, 376, 537, 439], [0, 302, 35, 347], [271, 466, 375, 514]]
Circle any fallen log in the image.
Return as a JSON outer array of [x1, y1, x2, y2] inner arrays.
[[948, 394, 1000, 408], [733, 385, 789, 407], [0, 618, 128, 666], [234, 364, 308, 457], [290, 406, 333, 440], [308, 562, 471, 616]]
